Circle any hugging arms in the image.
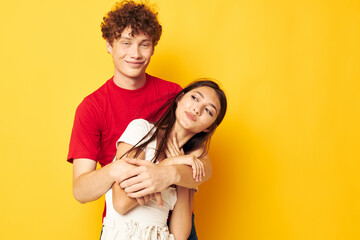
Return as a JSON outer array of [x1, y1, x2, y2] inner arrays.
[[72, 147, 211, 204], [111, 134, 204, 239]]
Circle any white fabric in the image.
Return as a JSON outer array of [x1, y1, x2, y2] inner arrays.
[[102, 119, 177, 240]]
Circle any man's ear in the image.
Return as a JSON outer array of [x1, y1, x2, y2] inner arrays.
[[106, 41, 113, 54]]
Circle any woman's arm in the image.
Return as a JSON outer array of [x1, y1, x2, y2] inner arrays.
[[111, 142, 147, 214], [169, 187, 194, 240], [119, 144, 212, 198], [160, 154, 205, 182], [161, 144, 212, 183], [174, 151, 212, 186]]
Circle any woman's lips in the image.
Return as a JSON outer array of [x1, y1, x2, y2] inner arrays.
[[186, 112, 196, 121]]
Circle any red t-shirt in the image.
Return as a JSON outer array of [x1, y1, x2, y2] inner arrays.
[[67, 74, 182, 166]]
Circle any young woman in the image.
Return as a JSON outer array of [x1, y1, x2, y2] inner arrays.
[[101, 80, 227, 240]]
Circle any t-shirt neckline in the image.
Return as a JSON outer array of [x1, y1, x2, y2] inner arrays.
[[109, 74, 151, 94]]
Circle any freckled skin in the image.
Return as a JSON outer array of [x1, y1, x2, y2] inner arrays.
[[106, 27, 154, 88], [175, 86, 221, 134]]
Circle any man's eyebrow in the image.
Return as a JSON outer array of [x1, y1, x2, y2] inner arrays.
[[120, 37, 132, 40], [194, 91, 218, 113], [119, 37, 151, 43]]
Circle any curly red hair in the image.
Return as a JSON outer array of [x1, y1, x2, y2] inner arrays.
[[101, 0, 162, 46]]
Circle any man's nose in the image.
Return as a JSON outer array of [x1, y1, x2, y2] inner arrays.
[[129, 45, 141, 58]]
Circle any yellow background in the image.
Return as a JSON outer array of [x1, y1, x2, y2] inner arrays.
[[1, 0, 359, 239]]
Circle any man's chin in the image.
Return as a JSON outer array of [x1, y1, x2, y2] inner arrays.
[[124, 71, 146, 80]]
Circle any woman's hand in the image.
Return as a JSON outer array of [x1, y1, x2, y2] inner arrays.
[[164, 133, 204, 182], [164, 132, 185, 157], [187, 155, 205, 182]]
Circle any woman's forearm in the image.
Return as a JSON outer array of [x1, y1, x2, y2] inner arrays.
[[160, 154, 212, 188], [169, 186, 193, 240], [112, 181, 139, 214]]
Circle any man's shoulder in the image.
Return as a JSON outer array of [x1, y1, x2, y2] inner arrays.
[[85, 78, 112, 100], [76, 78, 112, 112]]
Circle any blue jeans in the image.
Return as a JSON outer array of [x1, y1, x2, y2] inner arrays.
[[188, 213, 198, 240]]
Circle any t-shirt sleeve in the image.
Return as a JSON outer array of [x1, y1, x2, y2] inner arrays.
[[168, 82, 182, 100], [67, 98, 102, 163], [117, 119, 153, 147]]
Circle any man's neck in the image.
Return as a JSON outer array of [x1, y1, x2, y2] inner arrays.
[[113, 74, 147, 90]]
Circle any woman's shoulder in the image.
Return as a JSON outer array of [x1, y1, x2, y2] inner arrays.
[[127, 118, 154, 136], [127, 119, 154, 132], [118, 119, 155, 147]]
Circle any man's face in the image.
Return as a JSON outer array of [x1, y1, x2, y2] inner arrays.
[[107, 27, 154, 81]]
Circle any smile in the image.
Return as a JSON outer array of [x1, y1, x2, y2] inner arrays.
[[125, 60, 145, 66]]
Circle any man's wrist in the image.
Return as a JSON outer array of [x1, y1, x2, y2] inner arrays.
[[108, 160, 127, 182], [169, 164, 181, 185]]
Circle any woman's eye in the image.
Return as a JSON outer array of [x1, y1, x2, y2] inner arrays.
[[191, 95, 198, 101], [205, 108, 213, 117]]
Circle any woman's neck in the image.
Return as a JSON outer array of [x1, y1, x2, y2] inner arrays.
[[170, 123, 195, 148]]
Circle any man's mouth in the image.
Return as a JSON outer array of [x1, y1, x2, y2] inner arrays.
[[125, 60, 144, 67]]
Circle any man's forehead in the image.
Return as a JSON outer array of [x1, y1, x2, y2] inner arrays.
[[121, 27, 151, 40]]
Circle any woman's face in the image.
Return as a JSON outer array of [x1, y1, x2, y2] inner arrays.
[[176, 86, 221, 134]]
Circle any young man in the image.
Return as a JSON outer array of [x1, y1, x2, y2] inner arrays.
[[67, 1, 211, 239]]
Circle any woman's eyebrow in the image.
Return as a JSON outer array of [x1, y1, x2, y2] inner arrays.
[[194, 91, 218, 113]]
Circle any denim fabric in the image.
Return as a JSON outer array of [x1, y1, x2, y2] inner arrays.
[[99, 226, 103, 240], [187, 213, 198, 240]]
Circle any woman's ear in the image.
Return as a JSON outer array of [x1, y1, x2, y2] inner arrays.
[[203, 124, 217, 133], [202, 128, 211, 133], [176, 92, 185, 102]]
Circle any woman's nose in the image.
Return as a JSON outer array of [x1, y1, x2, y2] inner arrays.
[[193, 106, 200, 115]]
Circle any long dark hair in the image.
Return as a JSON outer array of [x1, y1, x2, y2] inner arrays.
[[122, 79, 227, 162]]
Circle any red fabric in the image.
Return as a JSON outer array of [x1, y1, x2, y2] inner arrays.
[[68, 74, 182, 167], [67, 74, 181, 220]]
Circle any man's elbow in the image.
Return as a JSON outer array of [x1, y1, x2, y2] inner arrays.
[[72, 185, 90, 204], [73, 189, 87, 204], [203, 167, 212, 183]]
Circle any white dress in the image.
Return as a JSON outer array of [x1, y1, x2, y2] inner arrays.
[[101, 119, 177, 240]]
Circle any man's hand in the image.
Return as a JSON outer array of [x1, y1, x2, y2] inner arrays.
[[110, 159, 137, 182], [119, 158, 176, 198], [135, 192, 163, 207]]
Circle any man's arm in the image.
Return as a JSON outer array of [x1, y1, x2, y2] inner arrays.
[[110, 142, 163, 213], [119, 149, 212, 198], [72, 158, 133, 203]]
